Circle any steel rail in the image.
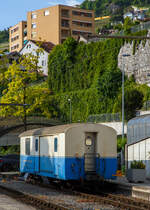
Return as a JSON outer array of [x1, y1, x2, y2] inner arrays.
[[0, 184, 68, 210]]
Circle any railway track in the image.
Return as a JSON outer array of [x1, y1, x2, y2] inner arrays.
[[0, 184, 68, 210], [73, 191, 150, 210], [32, 179, 150, 210], [0, 176, 150, 210]]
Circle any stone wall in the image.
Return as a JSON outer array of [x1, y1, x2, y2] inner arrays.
[[118, 33, 150, 85]]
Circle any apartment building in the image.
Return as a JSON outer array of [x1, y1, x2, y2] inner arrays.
[[27, 5, 95, 44], [9, 21, 27, 52]]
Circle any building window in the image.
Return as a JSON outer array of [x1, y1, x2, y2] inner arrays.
[[44, 10, 49, 16], [61, 9, 69, 18], [61, 29, 70, 37], [11, 35, 19, 42], [11, 44, 19, 50], [11, 26, 19, 34], [42, 60, 46, 66], [27, 44, 31, 49], [32, 23, 36, 29], [61, 19, 69, 27], [31, 32, 36, 38], [54, 138, 58, 152], [35, 139, 38, 152], [85, 137, 92, 146], [32, 13, 37, 19], [25, 138, 30, 155]]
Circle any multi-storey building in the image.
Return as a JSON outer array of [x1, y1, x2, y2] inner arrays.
[[9, 5, 95, 52], [9, 21, 27, 52], [27, 5, 95, 44]]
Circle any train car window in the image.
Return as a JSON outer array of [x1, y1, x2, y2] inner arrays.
[[25, 138, 30, 155], [54, 137, 58, 152], [35, 139, 38, 152], [85, 137, 92, 146]]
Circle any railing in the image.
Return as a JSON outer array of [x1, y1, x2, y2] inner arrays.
[[61, 13, 70, 18], [0, 116, 62, 131], [87, 113, 121, 123], [61, 23, 69, 27]]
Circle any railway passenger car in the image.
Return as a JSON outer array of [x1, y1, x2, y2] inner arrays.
[[19, 123, 117, 181]]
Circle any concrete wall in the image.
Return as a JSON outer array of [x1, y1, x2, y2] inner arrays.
[[0, 133, 20, 146], [101, 122, 127, 136]]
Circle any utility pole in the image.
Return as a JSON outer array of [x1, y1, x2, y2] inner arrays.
[[23, 85, 27, 131], [68, 99, 72, 123], [122, 54, 131, 142]]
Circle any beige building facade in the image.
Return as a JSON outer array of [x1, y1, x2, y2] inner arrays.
[[9, 21, 27, 52], [27, 5, 95, 44], [9, 5, 95, 52]]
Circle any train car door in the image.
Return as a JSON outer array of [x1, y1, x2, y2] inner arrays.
[[84, 132, 96, 172], [34, 137, 40, 172]]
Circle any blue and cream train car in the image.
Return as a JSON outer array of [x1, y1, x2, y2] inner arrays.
[[19, 123, 117, 181]]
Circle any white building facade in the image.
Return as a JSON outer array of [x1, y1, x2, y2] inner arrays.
[[20, 40, 55, 76]]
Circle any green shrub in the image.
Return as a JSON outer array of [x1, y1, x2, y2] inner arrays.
[[131, 160, 145, 169], [121, 165, 125, 175]]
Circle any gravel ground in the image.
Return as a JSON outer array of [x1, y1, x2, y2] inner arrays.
[[0, 190, 36, 210], [0, 179, 118, 210]]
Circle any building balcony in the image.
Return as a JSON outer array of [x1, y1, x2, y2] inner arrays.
[[61, 23, 70, 28], [61, 29, 70, 38], [61, 19, 70, 28], [61, 9, 70, 18]]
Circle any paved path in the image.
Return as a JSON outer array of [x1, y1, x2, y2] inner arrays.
[[0, 191, 36, 210]]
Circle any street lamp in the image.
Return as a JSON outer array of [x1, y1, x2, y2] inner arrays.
[[68, 98, 72, 123], [122, 54, 130, 141]]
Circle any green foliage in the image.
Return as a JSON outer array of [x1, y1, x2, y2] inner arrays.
[[131, 160, 145, 169], [117, 136, 127, 152], [113, 82, 144, 121], [80, 0, 150, 18], [123, 17, 134, 35], [0, 146, 20, 155], [48, 37, 123, 121], [121, 165, 126, 175], [0, 51, 9, 95], [0, 29, 9, 44], [0, 61, 37, 118]]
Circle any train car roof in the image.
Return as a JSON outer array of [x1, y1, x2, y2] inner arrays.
[[19, 123, 116, 137]]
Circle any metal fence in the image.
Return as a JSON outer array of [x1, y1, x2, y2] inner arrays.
[[131, 21, 150, 33], [87, 113, 121, 123], [0, 116, 61, 130]]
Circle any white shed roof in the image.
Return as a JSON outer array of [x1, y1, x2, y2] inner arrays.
[[19, 123, 115, 137]]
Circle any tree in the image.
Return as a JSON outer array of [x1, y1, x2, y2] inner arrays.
[[0, 29, 9, 43], [123, 17, 134, 34], [0, 51, 9, 95], [20, 46, 44, 80], [0, 61, 37, 118], [113, 85, 144, 121]]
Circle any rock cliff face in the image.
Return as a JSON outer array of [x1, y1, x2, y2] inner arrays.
[[118, 35, 150, 85]]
